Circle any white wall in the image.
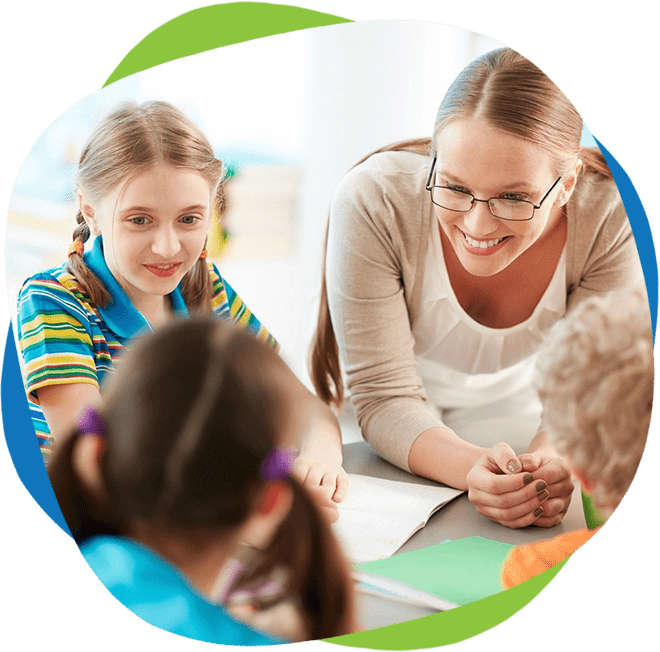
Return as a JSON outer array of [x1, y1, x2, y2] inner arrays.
[[6, 22, 504, 382], [293, 22, 503, 380]]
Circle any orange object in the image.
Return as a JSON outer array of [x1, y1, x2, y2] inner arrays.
[[501, 528, 600, 588], [68, 241, 85, 257], [199, 248, 208, 260]]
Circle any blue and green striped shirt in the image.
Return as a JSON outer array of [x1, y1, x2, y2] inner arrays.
[[17, 236, 276, 463]]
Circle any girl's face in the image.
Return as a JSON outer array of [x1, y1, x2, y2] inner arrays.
[[432, 119, 576, 277], [81, 165, 213, 308]]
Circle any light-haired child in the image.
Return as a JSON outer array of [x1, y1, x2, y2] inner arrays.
[[16, 100, 346, 503], [47, 317, 358, 643], [501, 289, 653, 587]]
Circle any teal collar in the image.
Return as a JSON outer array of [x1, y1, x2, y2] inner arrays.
[[83, 236, 189, 339]]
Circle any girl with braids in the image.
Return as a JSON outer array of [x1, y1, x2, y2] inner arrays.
[[311, 47, 645, 529], [48, 317, 357, 643], [17, 101, 347, 507]]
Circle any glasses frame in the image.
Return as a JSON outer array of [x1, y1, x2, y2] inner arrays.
[[425, 155, 563, 222]]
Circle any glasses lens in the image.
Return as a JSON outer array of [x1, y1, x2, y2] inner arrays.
[[489, 198, 534, 221], [432, 187, 473, 211]]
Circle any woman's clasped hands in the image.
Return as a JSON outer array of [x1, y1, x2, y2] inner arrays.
[[466, 442, 574, 528]]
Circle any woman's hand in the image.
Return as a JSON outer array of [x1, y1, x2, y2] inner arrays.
[[517, 452, 574, 527], [466, 442, 560, 529]]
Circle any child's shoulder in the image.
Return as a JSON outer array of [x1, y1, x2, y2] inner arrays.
[[206, 260, 225, 286], [82, 536, 280, 646], [19, 262, 94, 310]]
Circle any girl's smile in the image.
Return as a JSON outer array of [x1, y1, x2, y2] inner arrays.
[[143, 262, 184, 278], [79, 165, 213, 320]]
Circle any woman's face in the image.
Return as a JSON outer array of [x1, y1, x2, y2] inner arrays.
[[432, 119, 572, 277], [80, 165, 212, 308]]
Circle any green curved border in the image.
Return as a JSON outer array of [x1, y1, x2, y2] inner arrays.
[[104, 2, 352, 86], [100, 2, 566, 647], [329, 560, 568, 648]]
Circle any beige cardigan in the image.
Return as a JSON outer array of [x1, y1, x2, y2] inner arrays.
[[326, 150, 644, 472]]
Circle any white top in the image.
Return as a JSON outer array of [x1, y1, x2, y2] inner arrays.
[[412, 221, 567, 410]]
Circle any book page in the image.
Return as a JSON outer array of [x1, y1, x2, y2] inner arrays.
[[333, 474, 463, 564]]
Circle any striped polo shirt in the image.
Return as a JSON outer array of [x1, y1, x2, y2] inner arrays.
[[17, 236, 276, 464]]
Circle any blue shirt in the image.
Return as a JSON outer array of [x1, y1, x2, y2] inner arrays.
[[81, 536, 283, 646]]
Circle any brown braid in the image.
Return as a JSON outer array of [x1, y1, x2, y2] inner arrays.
[[179, 177, 229, 313], [66, 210, 112, 307]]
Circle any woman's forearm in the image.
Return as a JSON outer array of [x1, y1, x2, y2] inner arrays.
[[408, 427, 486, 490]]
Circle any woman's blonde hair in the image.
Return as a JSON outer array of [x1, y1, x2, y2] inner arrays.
[[68, 101, 227, 313], [432, 47, 611, 176], [537, 290, 654, 514], [311, 46, 613, 409]]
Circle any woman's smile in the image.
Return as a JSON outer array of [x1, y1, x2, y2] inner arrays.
[[459, 227, 511, 255], [434, 119, 566, 277]]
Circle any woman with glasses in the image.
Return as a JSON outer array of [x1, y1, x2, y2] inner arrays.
[[310, 47, 644, 529]]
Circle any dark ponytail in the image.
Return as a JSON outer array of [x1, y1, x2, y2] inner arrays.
[[47, 429, 122, 545], [236, 480, 354, 640]]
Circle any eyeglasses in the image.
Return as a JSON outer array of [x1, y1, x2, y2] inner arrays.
[[425, 155, 562, 222]]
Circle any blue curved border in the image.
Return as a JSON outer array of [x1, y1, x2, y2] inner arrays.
[[2, 143, 658, 529], [596, 138, 658, 338], [2, 326, 71, 532]]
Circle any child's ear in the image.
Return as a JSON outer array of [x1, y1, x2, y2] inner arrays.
[[77, 190, 102, 236], [72, 433, 105, 498]]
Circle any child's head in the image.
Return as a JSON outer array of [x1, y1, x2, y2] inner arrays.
[[49, 318, 354, 639], [537, 290, 654, 516], [68, 101, 226, 312]]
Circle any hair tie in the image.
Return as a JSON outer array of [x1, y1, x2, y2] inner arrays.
[[199, 248, 208, 260], [68, 241, 85, 257], [260, 447, 297, 481], [77, 405, 106, 436]]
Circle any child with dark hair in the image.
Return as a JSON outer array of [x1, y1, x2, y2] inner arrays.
[[48, 317, 357, 644]]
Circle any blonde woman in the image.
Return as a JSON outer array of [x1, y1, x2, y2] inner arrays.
[[311, 48, 644, 528]]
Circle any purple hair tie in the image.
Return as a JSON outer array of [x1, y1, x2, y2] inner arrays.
[[260, 447, 298, 481], [77, 405, 106, 436]]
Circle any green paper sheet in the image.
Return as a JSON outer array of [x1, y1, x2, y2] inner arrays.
[[354, 536, 514, 606]]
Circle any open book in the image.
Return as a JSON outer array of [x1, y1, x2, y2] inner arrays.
[[332, 474, 464, 564]]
